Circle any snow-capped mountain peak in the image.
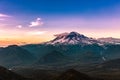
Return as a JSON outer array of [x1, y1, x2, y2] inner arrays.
[[46, 31, 99, 45]]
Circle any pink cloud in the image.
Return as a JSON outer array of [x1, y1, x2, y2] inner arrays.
[[27, 31, 46, 35], [16, 25, 22, 28], [29, 18, 44, 27], [0, 13, 11, 17]]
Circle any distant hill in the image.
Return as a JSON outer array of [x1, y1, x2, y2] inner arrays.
[[38, 50, 67, 64], [32, 44, 104, 67], [103, 45, 120, 60], [98, 37, 120, 44], [0, 45, 36, 67], [96, 58, 120, 70]]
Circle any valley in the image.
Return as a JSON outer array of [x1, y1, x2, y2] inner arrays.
[[0, 32, 120, 80]]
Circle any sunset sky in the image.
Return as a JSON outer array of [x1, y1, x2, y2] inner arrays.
[[0, 0, 120, 46]]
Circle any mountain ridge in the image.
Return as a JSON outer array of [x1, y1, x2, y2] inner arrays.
[[0, 45, 36, 67], [45, 31, 101, 45]]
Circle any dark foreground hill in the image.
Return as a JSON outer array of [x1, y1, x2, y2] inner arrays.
[[13, 68, 104, 80], [0, 66, 30, 80], [57, 69, 103, 80]]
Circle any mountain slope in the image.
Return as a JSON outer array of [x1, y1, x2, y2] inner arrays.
[[22, 31, 120, 68], [46, 32, 100, 45], [0, 45, 36, 67], [37, 50, 67, 64], [96, 58, 120, 70], [103, 44, 120, 60], [57, 69, 103, 80], [0, 66, 29, 80], [32, 44, 104, 66]]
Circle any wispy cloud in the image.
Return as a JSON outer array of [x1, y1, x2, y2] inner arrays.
[[29, 18, 44, 27], [0, 13, 11, 22], [16, 25, 22, 28], [0, 13, 11, 17], [27, 31, 46, 35]]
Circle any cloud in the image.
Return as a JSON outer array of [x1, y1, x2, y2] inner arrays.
[[27, 31, 46, 35], [0, 18, 5, 21], [29, 18, 44, 27], [16, 25, 22, 28], [0, 13, 11, 21], [0, 13, 11, 17]]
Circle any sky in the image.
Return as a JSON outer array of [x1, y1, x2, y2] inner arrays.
[[0, 0, 120, 46]]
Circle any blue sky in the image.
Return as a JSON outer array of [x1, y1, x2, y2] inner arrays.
[[0, 0, 120, 46], [1, 0, 120, 15]]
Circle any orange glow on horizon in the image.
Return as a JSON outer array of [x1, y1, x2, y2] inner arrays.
[[0, 27, 120, 47]]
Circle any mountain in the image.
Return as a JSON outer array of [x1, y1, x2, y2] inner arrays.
[[45, 31, 120, 45], [96, 58, 120, 70], [32, 44, 104, 67], [102, 44, 120, 60], [98, 37, 120, 44], [0, 45, 36, 67], [38, 50, 67, 64], [21, 31, 120, 68], [0, 66, 29, 80], [56, 69, 103, 80], [46, 32, 100, 45]]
